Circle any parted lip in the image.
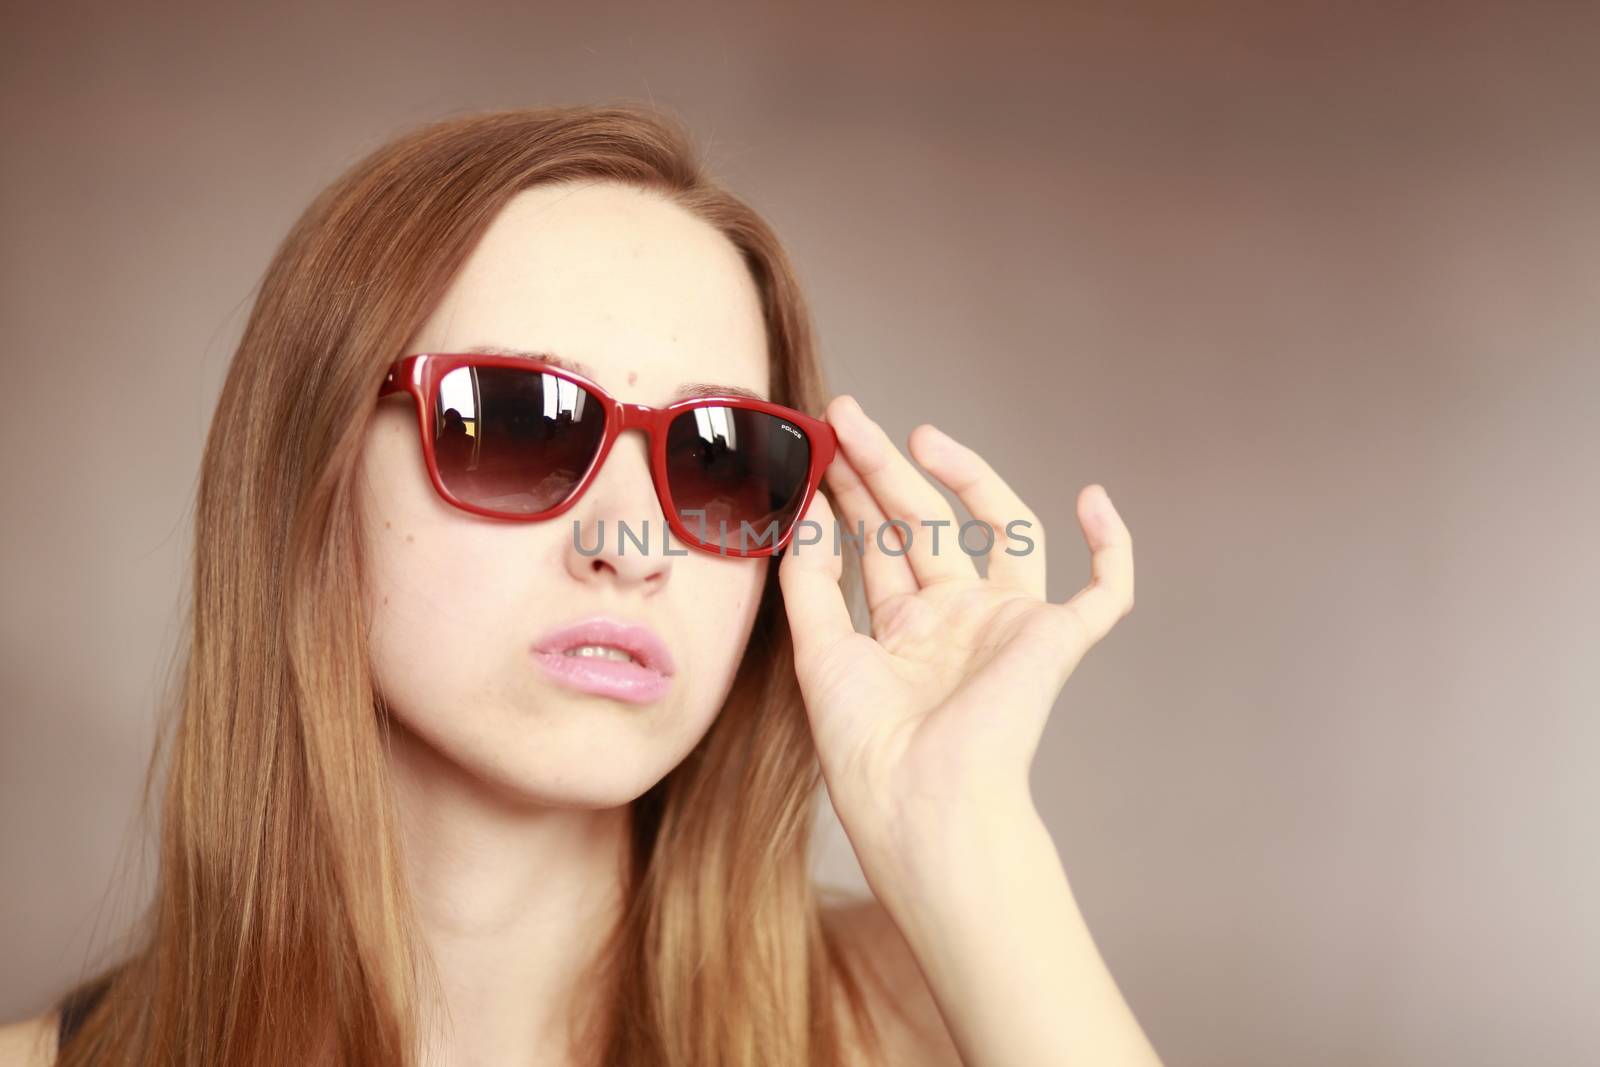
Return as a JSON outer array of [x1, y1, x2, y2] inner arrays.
[[531, 616, 676, 676]]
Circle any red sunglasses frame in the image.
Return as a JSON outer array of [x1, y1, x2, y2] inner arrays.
[[377, 352, 838, 558]]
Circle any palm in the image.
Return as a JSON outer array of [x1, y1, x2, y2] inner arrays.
[[801, 582, 1054, 801], [777, 396, 1135, 839]]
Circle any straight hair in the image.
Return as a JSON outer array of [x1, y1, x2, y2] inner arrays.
[[52, 103, 882, 1067]]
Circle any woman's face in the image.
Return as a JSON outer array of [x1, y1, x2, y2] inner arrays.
[[357, 180, 773, 808]]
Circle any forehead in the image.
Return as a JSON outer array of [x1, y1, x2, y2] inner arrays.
[[409, 180, 772, 403]]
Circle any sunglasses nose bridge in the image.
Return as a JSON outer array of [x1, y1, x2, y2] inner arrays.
[[599, 401, 669, 508], [613, 401, 664, 447]]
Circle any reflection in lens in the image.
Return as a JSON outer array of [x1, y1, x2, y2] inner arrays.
[[665, 405, 810, 551], [432, 365, 605, 514]]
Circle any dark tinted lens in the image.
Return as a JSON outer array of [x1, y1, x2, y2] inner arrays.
[[665, 405, 812, 551], [430, 365, 605, 514]]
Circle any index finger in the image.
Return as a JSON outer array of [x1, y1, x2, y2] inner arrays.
[[776, 487, 857, 671]]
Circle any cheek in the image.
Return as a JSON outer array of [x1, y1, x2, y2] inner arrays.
[[359, 440, 541, 722], [364, 520, 531, 712], [678, 558, 772, 704]]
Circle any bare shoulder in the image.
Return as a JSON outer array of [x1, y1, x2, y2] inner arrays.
[[823, 893, 964, 1067], [0, 1011, 58, 1067]]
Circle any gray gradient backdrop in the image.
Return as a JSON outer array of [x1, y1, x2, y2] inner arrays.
[[3, 3, 1597, 1065]]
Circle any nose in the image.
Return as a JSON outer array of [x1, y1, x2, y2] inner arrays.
[[562, 428, 673, 591]]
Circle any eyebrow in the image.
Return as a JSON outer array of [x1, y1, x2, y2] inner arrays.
[[464, 345, 767, 403]]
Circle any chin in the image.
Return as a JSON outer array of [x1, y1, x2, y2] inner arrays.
[[387, 706, 680, 809], [480, 764, 666, 812], [462, 731, 686, 812]]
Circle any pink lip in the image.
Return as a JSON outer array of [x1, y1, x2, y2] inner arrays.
[[530, 616, 676, 705]]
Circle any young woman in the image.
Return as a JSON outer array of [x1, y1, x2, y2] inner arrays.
[[0, 105, 1156, 1066]]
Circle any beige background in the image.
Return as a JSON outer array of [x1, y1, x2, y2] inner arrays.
[[4, 3, 1597, 1064]]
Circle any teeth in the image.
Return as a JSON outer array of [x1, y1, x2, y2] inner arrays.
[[562, 644, 639, 664]]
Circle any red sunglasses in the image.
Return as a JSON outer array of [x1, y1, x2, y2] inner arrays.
[[377, 352, 837, 558]]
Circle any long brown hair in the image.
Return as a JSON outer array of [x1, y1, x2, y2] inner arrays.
[[53, 103, 881, 1067]]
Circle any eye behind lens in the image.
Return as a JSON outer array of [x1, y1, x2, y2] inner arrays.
[[431, 364, 607, 515], [664, 405, 811, 550]]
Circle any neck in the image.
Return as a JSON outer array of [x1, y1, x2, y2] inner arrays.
[[386, 718, 631, 1066]]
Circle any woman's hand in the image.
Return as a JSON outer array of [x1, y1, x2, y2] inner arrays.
[[778, 394, 1159, 1067], [777, 393, 1135, 877]]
